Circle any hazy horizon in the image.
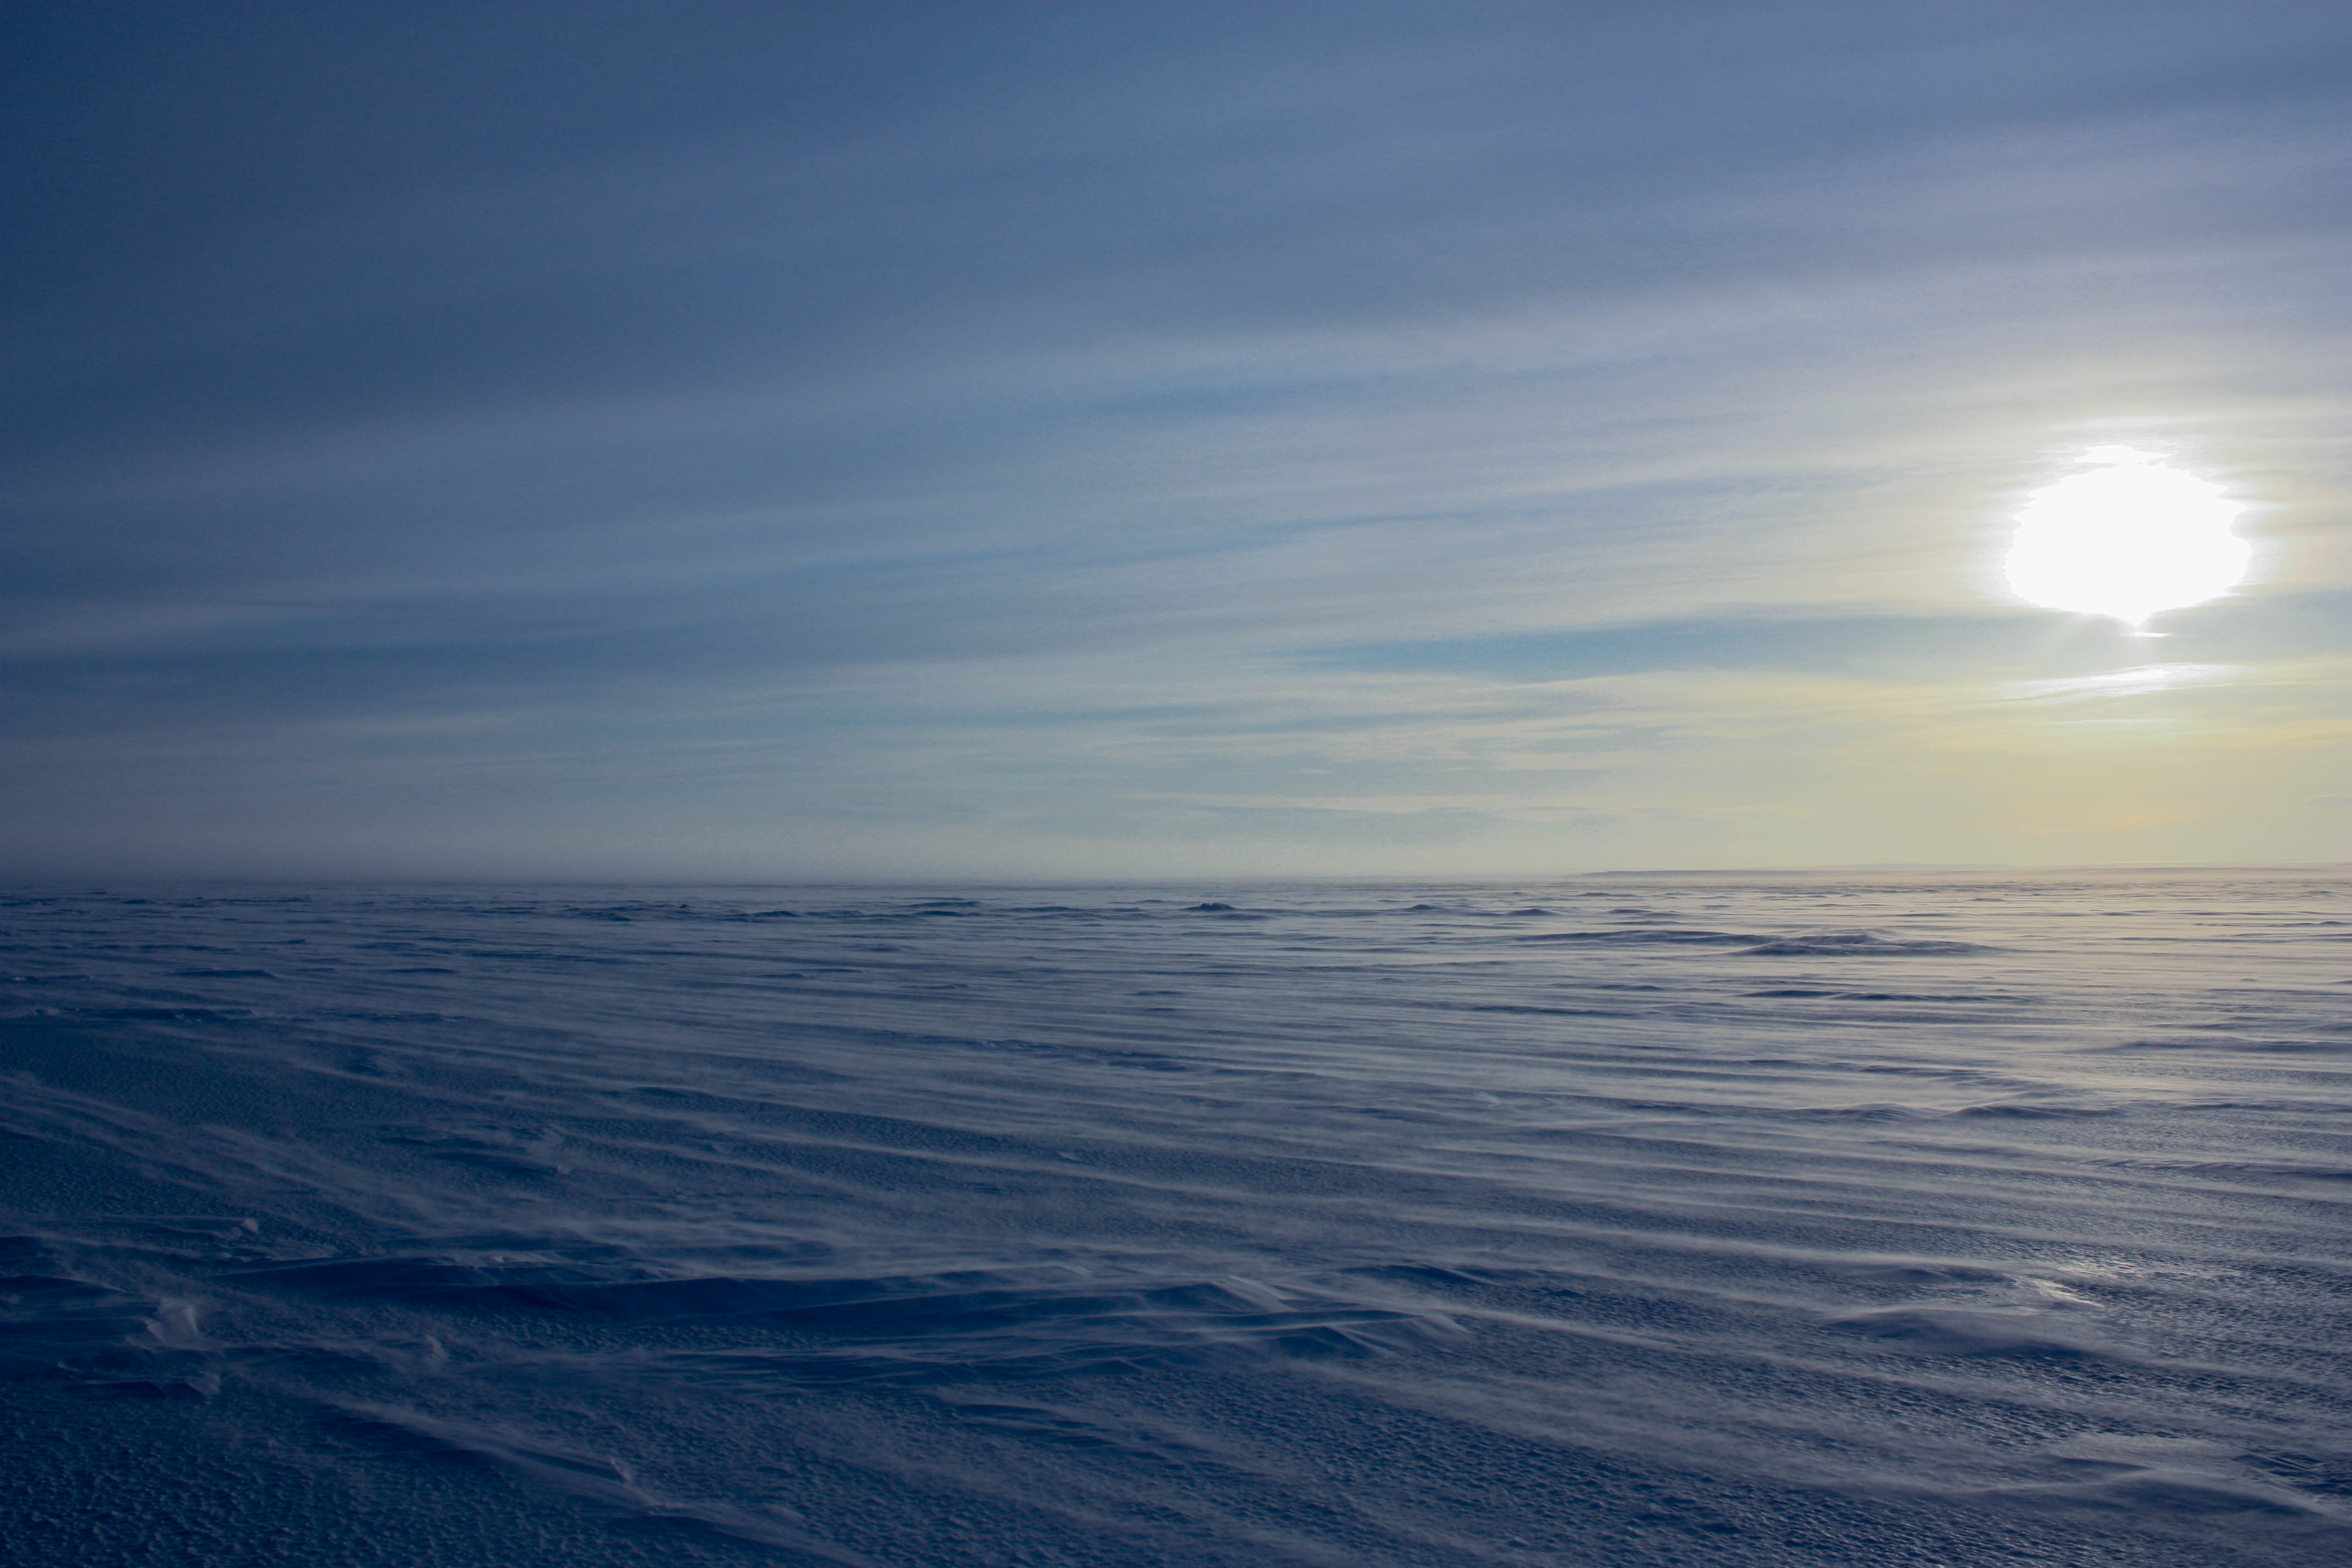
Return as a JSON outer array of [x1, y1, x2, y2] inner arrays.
[[8, 861, 2350, 892]]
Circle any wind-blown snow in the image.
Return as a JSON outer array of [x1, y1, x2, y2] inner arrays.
[[3, 875, 2347, 1565]]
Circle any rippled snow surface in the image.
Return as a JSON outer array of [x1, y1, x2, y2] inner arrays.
[[3, 875, 2349, 1566]]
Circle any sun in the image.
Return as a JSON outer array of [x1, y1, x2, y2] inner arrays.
[[2003, 447, 2250, 627]]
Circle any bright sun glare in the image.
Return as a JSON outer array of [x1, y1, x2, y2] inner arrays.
[[2003, 446, 2250, 628]]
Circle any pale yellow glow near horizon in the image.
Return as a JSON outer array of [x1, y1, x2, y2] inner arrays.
[[2004, 447, 2250, 627]]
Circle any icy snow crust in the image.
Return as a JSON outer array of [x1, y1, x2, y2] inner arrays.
[[1, 875, 2347, 1566]]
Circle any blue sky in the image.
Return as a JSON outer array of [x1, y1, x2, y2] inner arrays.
[[5, 2, 2348, 878]]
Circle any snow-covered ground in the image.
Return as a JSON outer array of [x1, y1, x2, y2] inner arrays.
[[3, 876, 2347, 1565]]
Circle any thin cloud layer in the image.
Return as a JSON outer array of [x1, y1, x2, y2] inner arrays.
[[4, 2, 2348, 876]]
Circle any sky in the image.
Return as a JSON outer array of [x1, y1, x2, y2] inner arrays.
[[4, 1, 2349, 880]]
